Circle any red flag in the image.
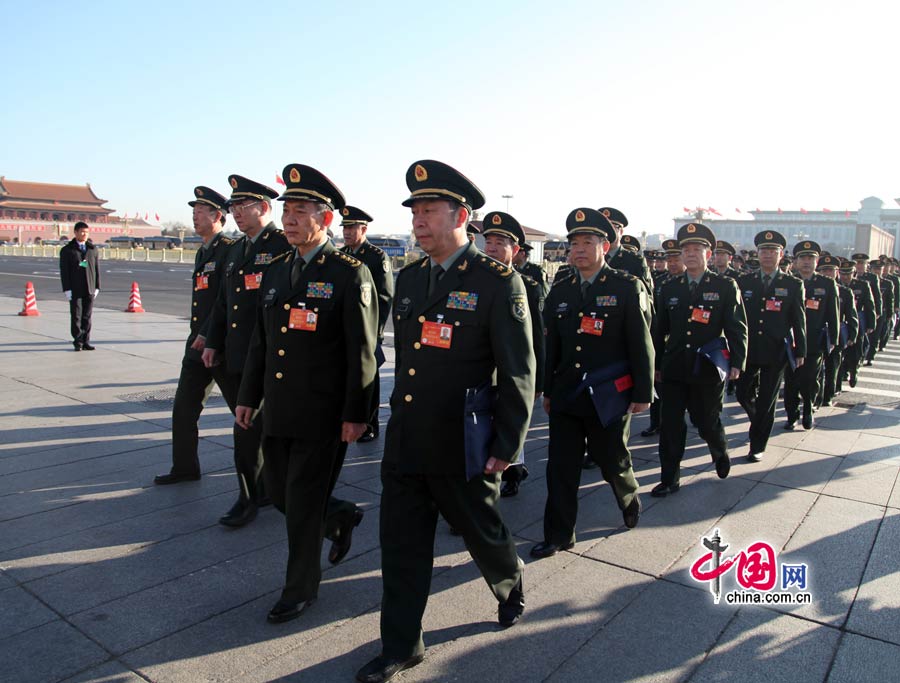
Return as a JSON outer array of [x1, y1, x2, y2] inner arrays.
[[144, 212, 149, 220], [755, 207, 761, 212], [735, 208, 742, 213], [777, 208, 783, 214], [823, 208, 831, 213], [800, 208, 808, 214], [683, 207, 691, 213], [845, 210, 851, 217], [155, 212, 160, 221], [276, 174, 286, 186], [709, 207, 722, 216]]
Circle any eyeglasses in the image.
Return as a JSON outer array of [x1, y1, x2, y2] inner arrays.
[[230, 201, 259, 213]]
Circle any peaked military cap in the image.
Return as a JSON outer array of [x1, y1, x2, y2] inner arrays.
[[565, 208, 616, 242], [466, 222, 481, 235], [278, 164, 345, 210], [188, 186, 228, 211], [677, 222, 715, 248], [227, 174, 279, 203], [754, 230, 787, 249], [839, 259, 856, 273], [817, 255, 840, 270], [620, 234, 642, 252], [401, 159, 485, 211], [870, 259, 885, 269], [662, 238, 681, 255], [851, 253, 869, 261], [792, 240, 821, 257], [482, 211, 525, 246], [714, 240, 736, 256], [339, 205, 373, 225], [521, 242, 534, 252], [597, 207, 628, 228], [747, 257, 760, 269]]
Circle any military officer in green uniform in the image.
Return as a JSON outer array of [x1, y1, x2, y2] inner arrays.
[[871, 259, 896, 353], [340, 205, 394, 442], [854, 253, 882, 365], [782, 241, 839, 430], [712, 240, 741, 279], [202, 175, 291, 526], [652, 223, 747, 496], [621, 234, 641, 254], [818, 256, 858, 405], [480, 211, 545, 497], [236, 164, 378, 624], [736, 230, 807, 461], [530, 208, 652, 559], [840, 260, 876, 388], [598, 206, 653, 294], [155, 186, 234, 485], [356, 160, 534, 683], [513, 242, 550, 299]]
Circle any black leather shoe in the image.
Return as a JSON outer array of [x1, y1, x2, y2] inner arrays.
[[640, 427, 660, 437], [329, 507, 364, 565], [623, 495, 641, 529], [650, 482, 680, 497], [500, 481, 519, 497], [73, 344, 82, 351], [219, 501, 258, 528], [849, 374, 858, 388], [357, 429, 378, 443], [153, 472, 201, 485], [498, 576, 524, 627], [865, 360, 873, 367], [82, 343, 96, 350], [822, 398, 833, 407], [582, 455, 598, 470], [356, 654, 424, 683], [529, 540, 574, 559], [747, 451, 764, 463], [715, 454, 731, 479], [267, 598, 315, 623], [784, 420, 796, 431], [802, 412, 813, 430]]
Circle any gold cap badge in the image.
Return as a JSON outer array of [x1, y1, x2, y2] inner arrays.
[[687, 224, 696, 233], [414, 164, 428, 182], [289, 167, 301, 183], [196, 188, 204, 196], [765, 232, 773, 240], [575, 210, 586, 222], [342, 208, 349, 216], [492, 214, 502, 225], [602, 209, 610, 218], [804, 241, 811, 248]]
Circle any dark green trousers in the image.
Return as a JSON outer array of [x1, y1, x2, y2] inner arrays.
[[264, 435, 357, 603], [543, 410, 639, 547], [783, 354, 824, 422], [379, 464, 523, 659], [736, 363, 785, 455], [658, 379, 728, 486]]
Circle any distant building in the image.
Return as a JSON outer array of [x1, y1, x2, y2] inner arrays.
[[672, 196, 900, 259], [0, 177, 160, 243]]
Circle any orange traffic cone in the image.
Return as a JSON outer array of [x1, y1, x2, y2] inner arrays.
[[124, 281, 145, 313], [18, 281, 41, 316]]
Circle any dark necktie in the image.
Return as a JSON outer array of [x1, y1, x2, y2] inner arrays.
[[244, 238, 251, 258], [689, 280, 697, 294], [763, 274, 772, 292], [290, 254, 305, 288], [580, 279, 590, 303], [428, 264, 444, 297]]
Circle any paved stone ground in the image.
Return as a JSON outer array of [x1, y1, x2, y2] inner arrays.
[[2, 295, 900, 683]]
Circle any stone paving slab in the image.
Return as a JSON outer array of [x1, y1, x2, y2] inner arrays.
[[845, 510, 900, 645], [827, 633, 900, 682], [0, 619, 110, 683], [0, 584, 58, 639], [820, 458, 900, 508], [59, 661, 147, 683]]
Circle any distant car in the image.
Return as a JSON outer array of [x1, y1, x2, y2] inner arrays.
[[108, 236, 144, 249]]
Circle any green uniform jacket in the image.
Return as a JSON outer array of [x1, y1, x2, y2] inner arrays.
[[799, 274, 841, 357], [190, 232, 234, 361], [522, 274, 546, 393], [237, 241, 378, 439], [860, 272, 882, 317], [655, 270, 747, 383], [608, 246, 653, 295], [848, 277, 877, 337], [543, 264, 654, 415], [737, 269, 807, 366], [383, 242, 535, 475], [713, 265, 742, 280], [878, 275, 895, 318], [342, 240, 394, 341], [553, 264, 573, 285], [205, 223, 291, 374], [838, 282, 860, 347], [517, 261, 550, 300]]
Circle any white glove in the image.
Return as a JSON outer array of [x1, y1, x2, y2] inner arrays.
[[64, 290, 72, 301], [94, 289, 100, 300]]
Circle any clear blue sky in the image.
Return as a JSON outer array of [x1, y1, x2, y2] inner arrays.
[[2, 0, 898, 238]]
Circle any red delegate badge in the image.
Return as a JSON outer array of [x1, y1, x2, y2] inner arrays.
[[691, 308, 711, 324], [288, 308, 318, 331], [244, 273, 262, 290], [580, 317, 604, 336], [765, 299, 782, 312], [195, 275, 209, 290], [421, 321, 453, 348], [805, 299, 820, 310]]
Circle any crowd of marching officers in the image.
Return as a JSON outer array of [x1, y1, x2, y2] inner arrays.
[[144, 158, 896, 683]]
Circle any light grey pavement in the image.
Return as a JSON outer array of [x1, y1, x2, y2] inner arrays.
[[2, 294, 900, 683]]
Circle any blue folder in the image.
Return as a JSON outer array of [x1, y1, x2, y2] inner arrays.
[[784, 334, 798, 371], [839, 322, 849, 348], [571, 361, 633, 427], [463, 381, 497, 481], [693, 337, 730, 382], [820, 324, 834, 355]]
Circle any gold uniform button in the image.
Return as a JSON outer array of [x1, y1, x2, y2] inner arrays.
[[686, 344, 691, 349], [231, 322, 237, 328], [575, 362, 581, 369], [408, 368, 416, 376], [414, 342, 421, 349], [404, 394, 413, 402], [278, 349, 285, 356], [758, 330, 763, 335], [576, 345, 582, 352], [281, 326, 288, 333], [577, 328, 583, 334], [275, 372, 283, 379], [238, 269, 244, 275], [193, 301, 198, 307], [235, 287, 241, 292], [578, 312, 584, 317], [454, 321, 460, 326], [759, 319, 763, 323], [396, 315, 401, 320], [686, 331, 692, 336], [192, 316, 197, 322], [284, 304, 290, 311], [233, 305, 238, 310], [418, 315, 426, 323]]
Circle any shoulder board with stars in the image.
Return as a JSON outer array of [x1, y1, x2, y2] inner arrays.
[[270, 251, 291, 264], [476, 255, 514, 278], [330, 251, 362, 268], [218, 234, 236, 246], [521, 274, 539, 288], [607, 268, 637, 282], [401, 256, 429, 273]]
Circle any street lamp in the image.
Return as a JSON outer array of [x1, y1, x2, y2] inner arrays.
[[502, 194, 514, 212]]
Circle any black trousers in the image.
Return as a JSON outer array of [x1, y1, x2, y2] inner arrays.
[[784, 354, 824, 422], [658, 378, 728, 486], [647, 397, 661, 430], [69, 296, 93, 345], [379, 463, 522, 659], [170, 355, 223, 477], [543, 410, 639, 546], [866, 323, 882, 361], [264, 435, 356, 603], [880, 313, 894, 349], [736, 363, 786, 455], [822, 348, 843, 401], [215, 371, 265, 503]]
